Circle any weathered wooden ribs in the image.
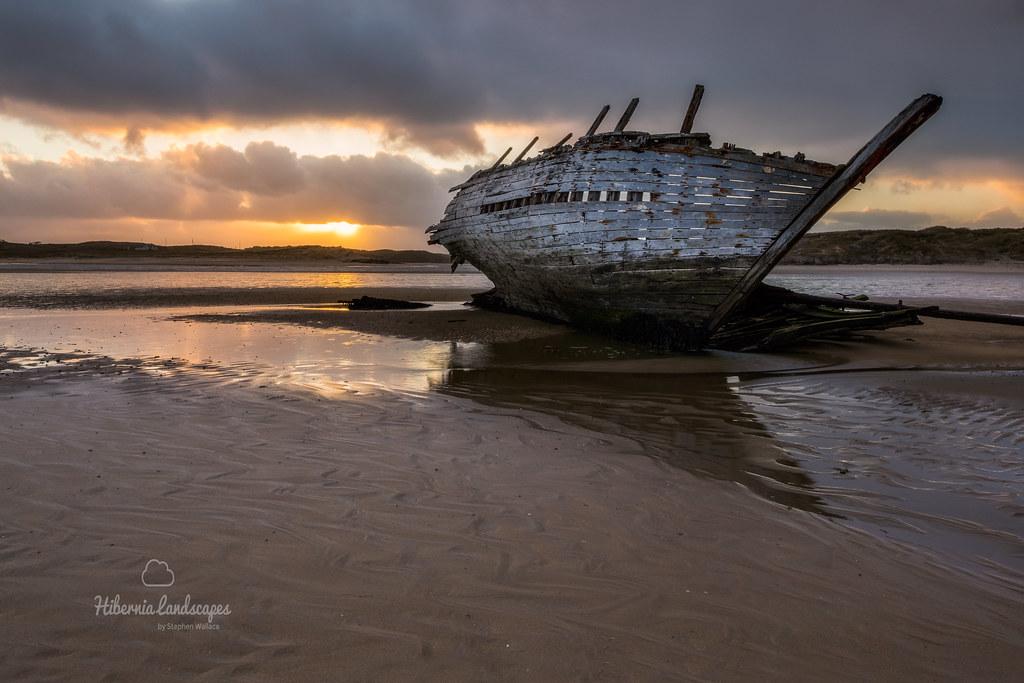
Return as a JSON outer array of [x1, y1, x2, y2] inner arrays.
[[427, 89, 942, 349]]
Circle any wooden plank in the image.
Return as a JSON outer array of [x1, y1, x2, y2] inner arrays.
[[704, 93, 943, 334], [491, 218, 784, 244], [433, 205, 796, 245], [496, 231, 770, 260], [446, 151, 829, 206], [439, 205, 792, 237], [570, 151, 830, 179], [522, 255, 754, 274], [572, 147, 835, 176], [451, 193, 805, 222], [489, 147, 513, 169], [560, 160, 823, 188], [680, 84, 705, 134], [469, 171, 816, 194], [585, 105, 611, 137], [447, 172, 819, 211], [512, 137, 540, 164], [542, 133, 574, 152], [492, 218, 783, 238], [614, 98, 640, 132], [549, 163, 823, 186]]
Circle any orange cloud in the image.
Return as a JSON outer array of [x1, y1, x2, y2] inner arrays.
[[0, 97, 493, 161], [824, 171, 1024, 230], [0, 141, 467, 228]]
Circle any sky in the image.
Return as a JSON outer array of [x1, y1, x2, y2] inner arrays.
[[1, 0, 1022, 250]]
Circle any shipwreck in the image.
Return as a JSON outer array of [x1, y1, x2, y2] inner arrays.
[[427, 87, 943, 349]]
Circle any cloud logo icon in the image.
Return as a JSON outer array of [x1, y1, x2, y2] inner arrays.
[[141, 559, 175, 587]]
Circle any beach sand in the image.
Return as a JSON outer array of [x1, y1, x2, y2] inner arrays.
[[1, 290, 1023, 680], [173, 305, 568, 344]]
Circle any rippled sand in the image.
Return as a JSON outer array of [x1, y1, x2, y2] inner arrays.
[[1, 300, 1023, 680]]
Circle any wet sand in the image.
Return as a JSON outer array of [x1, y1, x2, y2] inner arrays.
[[1, 289, 1023, 680], [773, 263, 1024, 273], [174, 301, 1024, 367], [0, 285, 483, 309], [173, 305, 568, 344], [0, 258, 453, 272]]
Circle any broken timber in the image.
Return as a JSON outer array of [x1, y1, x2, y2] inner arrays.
[[489, 147, 513, 169], [680, 84, 704, 134], [764, 290, 1024, 328], [512, 137, 539, 164], [427, 87, 944, 350], [614, 98, 640, 132], [585, 105, 611, 136]]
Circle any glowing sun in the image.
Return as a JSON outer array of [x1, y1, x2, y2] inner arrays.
[[296, 221, 361, 238]]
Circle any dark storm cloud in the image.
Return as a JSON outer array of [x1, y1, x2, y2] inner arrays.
[[170, 141, 307, 196], [122, 126, 146, 155], [0, 1, 1021, 168]]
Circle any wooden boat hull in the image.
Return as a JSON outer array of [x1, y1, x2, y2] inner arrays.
[[430, 143, 833, 344], [427, 95, 942, 348]]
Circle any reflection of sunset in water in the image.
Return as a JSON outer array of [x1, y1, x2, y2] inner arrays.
[[0, 307, 464, 394], [0, 269, 493, 297]]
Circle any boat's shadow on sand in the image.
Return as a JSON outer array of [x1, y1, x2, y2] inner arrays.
[[434, 344, 832, 517]]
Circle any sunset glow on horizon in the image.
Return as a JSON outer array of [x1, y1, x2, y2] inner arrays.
[[297, 221, 362, 239]]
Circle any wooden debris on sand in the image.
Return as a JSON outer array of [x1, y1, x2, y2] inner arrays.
[[346, 296, 431, 310], [709, 285, 924, 351]]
